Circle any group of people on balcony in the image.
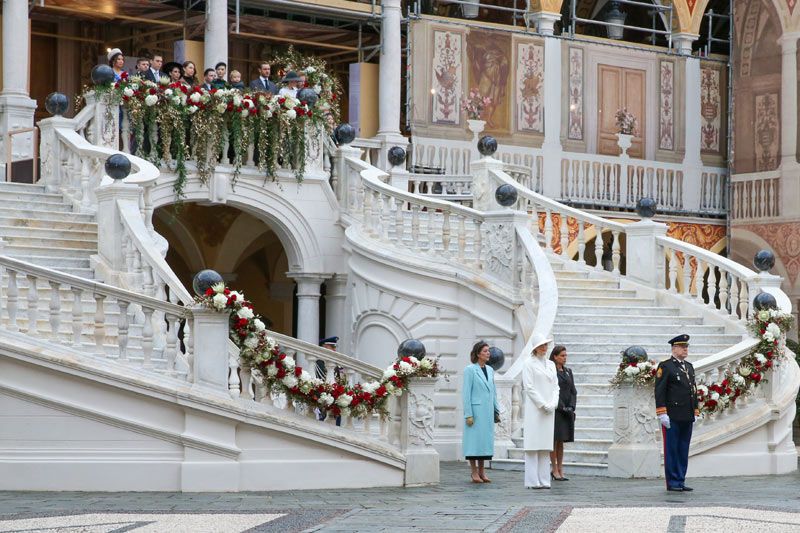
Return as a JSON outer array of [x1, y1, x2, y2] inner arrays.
[[107, 48, 306, 98], [462, 337, 576, 488]]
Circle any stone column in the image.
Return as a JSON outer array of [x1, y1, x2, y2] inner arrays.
[[672, 32, 698, 56], [289, 273, 329, 359], [401, 376, 440, 486], [780, 34, 799, 168], [204, 0, 228, 75], [375, 0, 407, 169], [541, 34, 563, 199], [324, 274, 348, 344], [0, 0, 37, 164], [680, 38, 704, 213]]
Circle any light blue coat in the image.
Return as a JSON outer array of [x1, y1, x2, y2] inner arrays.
[[462, 363, 499, 458]]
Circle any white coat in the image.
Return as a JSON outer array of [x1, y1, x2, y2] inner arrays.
[[522, 355, 559, 451]]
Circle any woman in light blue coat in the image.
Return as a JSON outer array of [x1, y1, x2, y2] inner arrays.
[[462, 341, 499, 483]]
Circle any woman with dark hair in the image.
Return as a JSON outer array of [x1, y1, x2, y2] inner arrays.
[[462, 340, 499, 484], [182, 61, 197, 87], [108, 48, 125, 81], [549, 344, 577, 481], [163, 62, 184, 85]]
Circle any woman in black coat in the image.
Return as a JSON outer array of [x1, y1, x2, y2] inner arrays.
[[549, 345, 576, 481]]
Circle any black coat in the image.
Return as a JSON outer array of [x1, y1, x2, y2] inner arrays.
[[654, 357, 698, 422], [554, 367, 577, 442], [249, 77, 278, 94]]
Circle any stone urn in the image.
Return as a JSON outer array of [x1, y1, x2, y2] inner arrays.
[[616, 132, 634, 158]]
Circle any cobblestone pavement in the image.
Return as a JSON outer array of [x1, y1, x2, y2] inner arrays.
[[1, 462, 799, 532]]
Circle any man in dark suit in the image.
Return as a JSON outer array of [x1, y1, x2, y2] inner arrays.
[[136, 57, 156, 83], [201, 68, 216, 91], [249, 62, 278, 94], [655, 334, 698, 492], [150, 54, 163, 82]]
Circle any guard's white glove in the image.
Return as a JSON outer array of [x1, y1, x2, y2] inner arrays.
[[658, 414, 671, 429]]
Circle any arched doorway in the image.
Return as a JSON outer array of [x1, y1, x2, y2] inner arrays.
[[154, 203, 295, 335]]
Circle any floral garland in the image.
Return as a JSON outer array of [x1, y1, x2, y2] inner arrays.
[[609, 309, 795, 416], [196, 282, 440, 419], [271, 45, 342, 124]]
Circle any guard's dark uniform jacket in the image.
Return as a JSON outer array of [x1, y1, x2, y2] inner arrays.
[[654, 357, 699, 421]]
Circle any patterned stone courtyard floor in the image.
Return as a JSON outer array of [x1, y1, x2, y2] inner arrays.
[[1, 462, 800, 532]]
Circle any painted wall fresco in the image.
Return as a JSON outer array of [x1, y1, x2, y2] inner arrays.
[[431, 30, 463, 125], [754, 92, 780, 171], [659, 61, 674, 151], [568, 48, 584, 141], [516, 42, 544, 133], [466, 31, 511, 132], [739, 222, 800, 285], [700, 65, 722, 152]]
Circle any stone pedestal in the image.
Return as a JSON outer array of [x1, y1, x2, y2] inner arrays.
[[401, 376, 440, 486], [624, 219, 668, 288], [607, 383, 661, 478], [190, 305, 232, 394], [94, 183, 143, 280], [493, 376, 516, 458], [469, 156, 505, 212]]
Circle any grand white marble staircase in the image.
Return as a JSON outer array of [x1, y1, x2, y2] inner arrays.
[[493, 260, 745, 475]]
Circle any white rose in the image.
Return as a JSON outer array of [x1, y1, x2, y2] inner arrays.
[[283, 356, 295, 370], [188, 105, 199, 114], [286, 109, 297, 120], [190, 92, 202, 103], [419, 358, 433, 370], [399, 361, 413, 374], [319, 393, 334, 406], [764, 332, 775, 342], [264, 109, 273, 118], [313, 85, 322, 94], [144, 94, 158, 106], [282, 375, 298, 389], [244, 335, 259, 349], [755, 353, 768, 364], [233, 95, 242, 107], [241, 109, 249, 118], [299, 370, 313, 383], [732, 374, 745, 385], [237, 307, 254, 320], [131, 83, 139, 90], [171, 96, 181, 105], [212, 293, 228, 309], [409, 356, 420, 365], [623, 365, 641, 376], [767, 323, 781, 337], [253, 318, 266, 332], [710, 392, 720, 401], [283, 98, 294, 109], [267, 365, 278, 377], [361, 381, 380, 394], [770, 309, 779, 318], [383, 367, 396, 379], [697, 385, 708, 395], [336, 393, 353, 407], [123, 87, 134, 97], [215, 103, 226, 114], [305, 67, 316, 74], [164, 88, 173, 97], [385, 382, 396, 394]]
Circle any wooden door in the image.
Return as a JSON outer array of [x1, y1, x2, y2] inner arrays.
[[598, 64, 646, 159], [31, 22, 58, 122]]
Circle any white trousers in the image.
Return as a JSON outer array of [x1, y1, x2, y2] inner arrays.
[[524, 450, 551, 488]]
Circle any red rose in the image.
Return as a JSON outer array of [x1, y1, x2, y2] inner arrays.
[[750, 372, 761, 382], [279, 97, 286, 105], [205, 288, 214, 296], [294, 367, 302, 377], [276, 368, 286, 379], [121, 72, 128, 80], [376, 386, 387, 397]]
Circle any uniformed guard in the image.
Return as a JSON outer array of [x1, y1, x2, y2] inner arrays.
[[655, 333, 698, 492]]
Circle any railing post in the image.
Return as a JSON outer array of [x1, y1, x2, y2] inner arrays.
[[400, 376, 440, 486], [304, 123, 326, 179], [190, 305, 231, 394], [607, 383, 661, 478], [85, 91, 120, 150], [94, 181, 143, 285], [469, 156, 505, 212], [480, 210, 529, 290], [333, 143, 362, 209], [36, 117, 72, 193], [624, 218, 668, 288], [493, 376, 516, 459]]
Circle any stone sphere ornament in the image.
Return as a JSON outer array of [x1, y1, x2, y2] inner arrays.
[[45, 92, 69, 116], [753, 291, 778, 311], [192, 269, 224, 297], [635, 197, 657, 218], [621, 345, 648, 365], [91, 64, 115, 86], [477, 135, 498, 157], [388, 146, 406, 167], [397, 338, 426, 359], [296, 88, 319, 109], [753, 250, 776, 272], [488, 346, 505, 371], [104, 154, 131, 180], [495, 184, 518, 207], [334, 123, 356, 145]]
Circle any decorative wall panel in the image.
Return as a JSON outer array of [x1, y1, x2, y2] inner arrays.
[[515, 42, 544, 133], [567, 48, 584, 140], [431, 30, 462, 125], [466, 31, 511, 132], [700, 66, 722, 152], [658, 61, 674, 150], [754, 92, 779, 171]]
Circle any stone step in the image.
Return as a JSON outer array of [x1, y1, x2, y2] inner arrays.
[[0, 189, 67, 204], [574, 427, 614, 440], [0, 206, 95, 223], [553, 315, 707, 326], [2, 235, 98, 250], [554, 332, 742, 345], [556, 305, 680, 316], [563, 449, 608, 464], [0, 216, 97, 232], [6, 242, 97, 258], [0, 224, 97, 240], [571, 404, 614, 417], [551, 270, 592, 280], [558, 295, 657, 307], [551, 277, 620, 288], [574, 415, 614, 428], [0, 182, 48, 193], [6, 199, 75, 212], [557, 287, 638, 298], [576, 393, 615, 407]]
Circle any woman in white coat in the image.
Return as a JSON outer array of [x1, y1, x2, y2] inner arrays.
[[522, 333, 559, 488]]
